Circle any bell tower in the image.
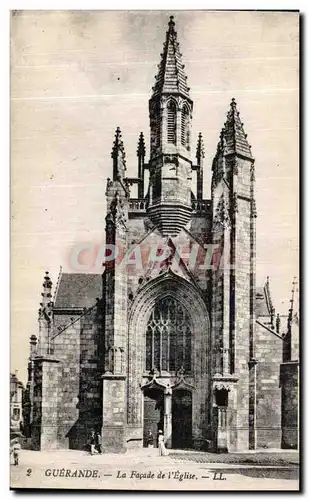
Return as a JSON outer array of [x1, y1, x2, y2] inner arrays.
[[147, 16, 193, 236]]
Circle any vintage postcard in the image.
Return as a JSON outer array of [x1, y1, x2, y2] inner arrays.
[[10, 10, 299, 491]]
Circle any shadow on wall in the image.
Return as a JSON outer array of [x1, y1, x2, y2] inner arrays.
[[66, 303, 104, 450]]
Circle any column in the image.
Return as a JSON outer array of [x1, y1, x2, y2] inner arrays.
[[164, 387, 172, 448]]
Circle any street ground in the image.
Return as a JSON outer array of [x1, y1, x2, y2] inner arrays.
[[10, 448, 299, 491]]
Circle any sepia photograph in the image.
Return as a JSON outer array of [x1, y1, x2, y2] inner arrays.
[[10, 10, 299, 491]]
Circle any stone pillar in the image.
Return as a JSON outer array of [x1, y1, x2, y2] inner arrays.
[[213, 406, 228, 453], [32, 356, 60, 451], [101, 373, 126, 453], [164, 387, 172, 448]]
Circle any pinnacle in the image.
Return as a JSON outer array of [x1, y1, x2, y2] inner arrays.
[[196, 133, 205, 159], [219, 98, 253, 160], [111, 127, 126, 180], [137, 131, 146, 156], [111, 127, 125, 159]]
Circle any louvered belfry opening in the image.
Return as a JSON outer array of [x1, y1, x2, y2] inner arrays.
[[167, 100, 177, 144], [181, 104, 190, 150], [146, 296, 192, 373]]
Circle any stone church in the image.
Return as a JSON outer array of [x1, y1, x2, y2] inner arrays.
[[24, 16, 299, 453]]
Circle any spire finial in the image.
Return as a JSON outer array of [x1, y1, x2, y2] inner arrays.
[[168, 15, 175, 32]]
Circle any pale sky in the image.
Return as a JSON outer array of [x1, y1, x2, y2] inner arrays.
[[11, 10, 299, 384]]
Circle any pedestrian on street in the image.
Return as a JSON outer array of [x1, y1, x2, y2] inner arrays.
[[158, 430, 169, 456], [11, 438, 21, 466], [89, 430, 96, 455], [96, 432, 102, 454], [147, 430, 154, 448]]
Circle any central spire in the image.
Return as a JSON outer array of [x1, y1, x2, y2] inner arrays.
[[151, 16, 191, 100], [147, 16, 193, 236]]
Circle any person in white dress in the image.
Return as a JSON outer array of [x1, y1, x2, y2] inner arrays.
[[158, 430, 169, 456]]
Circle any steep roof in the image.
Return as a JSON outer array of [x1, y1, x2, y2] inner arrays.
[[151, 16, 190, 100], [54, 273, 102, 310], [256, 286, 272, 317], [222, 98, 253, 160]]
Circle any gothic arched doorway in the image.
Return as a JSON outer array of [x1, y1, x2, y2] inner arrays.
[[143, 296, 193, 449], [172, 389, 192, 449], [127, 274, 210, 450]]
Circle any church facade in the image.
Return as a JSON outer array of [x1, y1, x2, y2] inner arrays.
[[24, 16, 299, 453]]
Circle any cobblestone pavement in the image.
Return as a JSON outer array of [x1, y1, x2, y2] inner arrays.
[[168, 450, 299, 466], [10, 449, 299, 491]]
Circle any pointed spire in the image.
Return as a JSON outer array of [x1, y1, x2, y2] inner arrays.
[[221, 98, 253, 160], [111, 126, 125, 160], [137, 132, 146, 198], [151, 15, 190, 99], [196, 133, 204, 200], [196, 132, 205, 161], [111, 127, 126, 180], [137, 131, 146, 157], [287, 277, 298, 330]]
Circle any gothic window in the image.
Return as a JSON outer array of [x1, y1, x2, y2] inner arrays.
[[167, 100, 177, 145], [146, 297, 192, 373], [181, 104, 190, 150]]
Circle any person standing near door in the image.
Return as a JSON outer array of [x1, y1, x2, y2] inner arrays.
[[89, 430, 96, 455], [147, 430, 154, 448], [96, 432, 102, 454], [158, 430, 169, 456]]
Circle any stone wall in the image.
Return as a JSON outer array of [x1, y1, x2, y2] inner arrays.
[[52, 308, 102, 450], [255, 324, 282, 448], [31, 361, 42, 450], [281, 361, 299, 449]]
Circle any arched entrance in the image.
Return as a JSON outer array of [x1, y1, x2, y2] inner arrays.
[[127, 273, 210, 449], [172, 389, 192, 449]]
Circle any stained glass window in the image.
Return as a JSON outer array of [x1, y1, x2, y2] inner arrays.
[[146, 297, 192, 372]]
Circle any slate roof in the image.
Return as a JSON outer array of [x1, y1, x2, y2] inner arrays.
[[256, 286, 271, 317], [152, 16, 190, 100], [54, 273, 102, 310]]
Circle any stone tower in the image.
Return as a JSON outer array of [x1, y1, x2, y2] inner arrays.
[[147, 16, 193, 236], [101, 127, 129, 452], [211, 98, 257, 450]]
